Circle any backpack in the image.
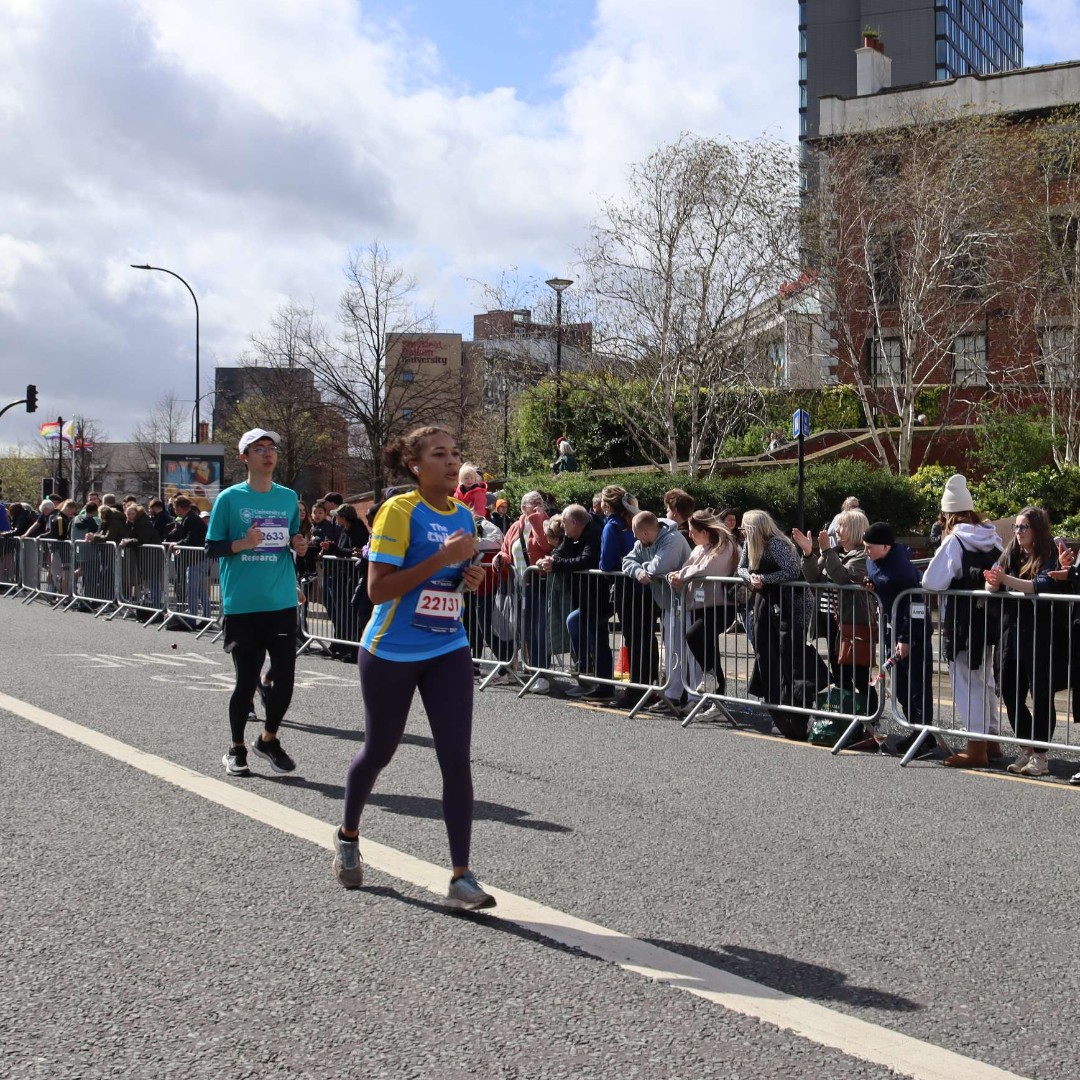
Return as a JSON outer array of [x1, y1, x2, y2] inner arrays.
[[942, 536, 1000, 668]]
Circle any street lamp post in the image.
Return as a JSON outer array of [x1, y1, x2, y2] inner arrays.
[[131, 264, 201, 443], [545, 277, 573, 433]]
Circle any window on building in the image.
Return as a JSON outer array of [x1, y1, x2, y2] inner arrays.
[[401, 370, 415, 384], [868, 337, 903, 386], [402, 407, 414, 421], [870, 234, 900, 306], [950, 236, 985, 297], [1043, 215, 1080, 288], [953, 333, 988, 386], [1040, 327, 1079, 385]]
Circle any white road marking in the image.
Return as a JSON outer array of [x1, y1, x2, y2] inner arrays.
[[0, 690, 1026, 1080]]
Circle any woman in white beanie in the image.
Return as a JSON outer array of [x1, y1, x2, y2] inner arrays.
[[921, 474, 1003, 767]]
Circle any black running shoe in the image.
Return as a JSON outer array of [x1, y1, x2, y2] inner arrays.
[[223, 745, 251, 777], [251, 736, 296, 773]]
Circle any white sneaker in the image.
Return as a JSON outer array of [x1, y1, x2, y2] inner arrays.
[[527, 677, 550, 693], [1070, 770, 1080, 786], [1007, 749, 1033, 774], [1019, 753, 1049, 777], [695, 680, 706, 694]]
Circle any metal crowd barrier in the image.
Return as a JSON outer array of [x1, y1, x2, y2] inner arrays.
[[0, 535, 21, 596], [160, 545, 219, 635], [297, 554, 363, 655], [69, 539, 120, 614], [108, 543, 168, 624], [676, 577, 885, 737], [514, 566, 675, 712], [884, 585, 1080, 767], [21, 538, 73, 607], [465, 560, 524, 689]]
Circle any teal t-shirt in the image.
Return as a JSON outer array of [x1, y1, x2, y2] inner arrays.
[[360, 491, 475, 661], [207, 481, 301, 615]]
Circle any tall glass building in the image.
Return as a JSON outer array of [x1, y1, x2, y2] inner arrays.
[[799, 1, 1024, 144]]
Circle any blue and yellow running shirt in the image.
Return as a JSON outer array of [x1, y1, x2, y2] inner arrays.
[[360, 491, 476, 661]]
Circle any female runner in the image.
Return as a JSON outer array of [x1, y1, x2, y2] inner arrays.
[[332, 426, 493, 909]]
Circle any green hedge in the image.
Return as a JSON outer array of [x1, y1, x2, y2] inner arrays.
[[501, 459, 925, 532]]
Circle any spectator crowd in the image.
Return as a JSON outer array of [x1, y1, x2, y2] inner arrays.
[[5, 465, 1080, 784]]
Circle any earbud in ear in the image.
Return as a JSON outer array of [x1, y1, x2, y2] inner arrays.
[[412, 466, 419, 475]]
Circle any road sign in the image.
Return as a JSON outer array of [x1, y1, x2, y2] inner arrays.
[[792, 409, 811, 440]]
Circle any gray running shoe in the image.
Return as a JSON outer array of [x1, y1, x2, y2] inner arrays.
[[446, 870, 496, 911], [222, 745, 251, 777], [332, 828, 364, 889]]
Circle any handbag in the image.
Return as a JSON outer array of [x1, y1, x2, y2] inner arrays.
[[836, 620, 876, 667]]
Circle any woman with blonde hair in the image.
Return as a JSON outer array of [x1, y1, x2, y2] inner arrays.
[[738, 509, 826, 739], [600, 485, 658, 704], [793, 508, 877, 713]]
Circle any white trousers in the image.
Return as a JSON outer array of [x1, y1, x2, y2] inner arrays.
[[948, 648, 999, 736]]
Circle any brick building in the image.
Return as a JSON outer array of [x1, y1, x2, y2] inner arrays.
[[807, 51, 1080, 470]]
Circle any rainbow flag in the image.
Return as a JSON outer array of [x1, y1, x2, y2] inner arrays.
[[38, 421, 62, 439]]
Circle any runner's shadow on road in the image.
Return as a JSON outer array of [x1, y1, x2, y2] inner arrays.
[[281, 720, 435, 750], [360, 885, 595, 960], [645, 939, 922, 1013], [366, 792, 572, 833], [251, 774, 346, 799]]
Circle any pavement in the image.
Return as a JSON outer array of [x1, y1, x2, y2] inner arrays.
[[2, 598, 1078, 1080]]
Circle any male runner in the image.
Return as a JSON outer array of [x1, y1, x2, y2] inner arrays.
[[206, 428, 308, 776]]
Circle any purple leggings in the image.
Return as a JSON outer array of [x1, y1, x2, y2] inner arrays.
[[344, 646, 475, 867]]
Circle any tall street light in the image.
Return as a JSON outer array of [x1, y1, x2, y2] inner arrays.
[[545, 277, 573, 434], [131, 264, 201, 443]]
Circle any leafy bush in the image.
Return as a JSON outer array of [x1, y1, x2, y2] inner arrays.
[[972, 407, 1055, 477]]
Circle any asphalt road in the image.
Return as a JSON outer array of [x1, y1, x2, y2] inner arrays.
[[3, 599, 1078, 1080]]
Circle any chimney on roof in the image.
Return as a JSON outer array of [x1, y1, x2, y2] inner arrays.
[[856, 34, 891, 96]]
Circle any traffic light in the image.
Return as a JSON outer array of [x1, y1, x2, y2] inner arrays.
[[41, 477, 54, 500], [26, 384, 37, 413]]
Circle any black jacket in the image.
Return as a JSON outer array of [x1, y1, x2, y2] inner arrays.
[[168, 509, 208, 548], [549, 518, 604, 609]]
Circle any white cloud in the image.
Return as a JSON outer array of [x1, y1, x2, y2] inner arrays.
[[0, 0, 823, 450]]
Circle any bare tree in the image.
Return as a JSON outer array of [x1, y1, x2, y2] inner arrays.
[[580, 134, 801, 475], [299, 243, 450, 492], [807, 104, 1026, 475], [1019, 108, 1080, 469], [36, 416, 108, 502], [214, 305, 341, 491]]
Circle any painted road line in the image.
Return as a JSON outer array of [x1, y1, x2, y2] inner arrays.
[[0, 690, 1026, 1080]]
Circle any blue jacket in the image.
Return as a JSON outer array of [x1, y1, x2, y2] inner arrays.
[[866, 542, 920, 644], [599, 515, 634, 572]]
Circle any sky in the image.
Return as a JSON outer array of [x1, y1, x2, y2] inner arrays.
[[2, 0, 1079, 450]]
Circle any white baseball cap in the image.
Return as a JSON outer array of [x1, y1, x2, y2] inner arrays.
[[238, 428, 281, 454]]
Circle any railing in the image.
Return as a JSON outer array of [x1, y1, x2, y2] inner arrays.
[[10, 535, 1080, 771], [882, 585, 1080, 766]]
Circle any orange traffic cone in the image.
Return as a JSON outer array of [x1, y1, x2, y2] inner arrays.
[[615, 645, 630, 680]]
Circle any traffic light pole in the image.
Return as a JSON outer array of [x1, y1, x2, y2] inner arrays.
[[0, 384, 38, 420]]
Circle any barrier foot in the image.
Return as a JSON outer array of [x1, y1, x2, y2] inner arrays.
[[517, 672, 542, 698], [899, 729, 932, 768], [830, 717, 868, 755], [680, 698, 708, 728]]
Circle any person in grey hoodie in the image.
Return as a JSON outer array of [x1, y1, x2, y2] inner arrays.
[[622, 511, 691, 712], [921, 474, 1003, 769]]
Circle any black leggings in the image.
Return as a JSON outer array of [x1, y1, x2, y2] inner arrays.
[[344, 646, 475, 867], [225, 608, 297, 744], [685, 605, 727, 693]]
